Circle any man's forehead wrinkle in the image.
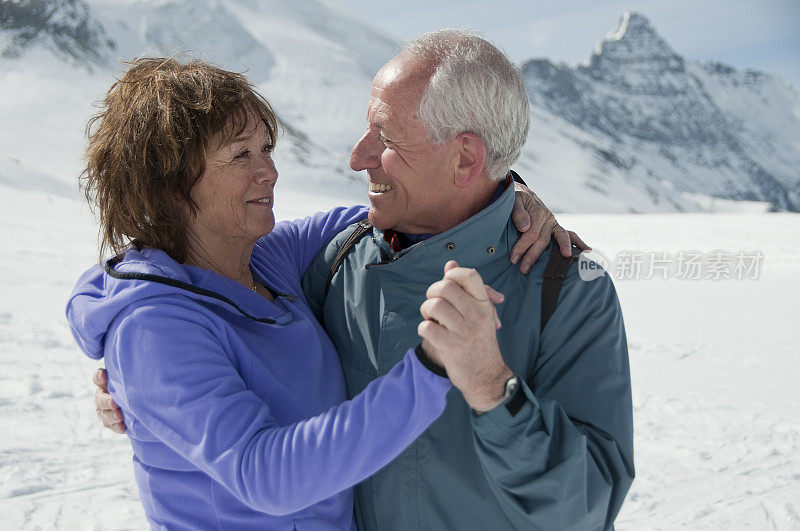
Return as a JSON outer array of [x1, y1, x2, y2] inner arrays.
[[366, 97, 391, 130], [377, 53, 433, 100], [364, 54, 437, 143]]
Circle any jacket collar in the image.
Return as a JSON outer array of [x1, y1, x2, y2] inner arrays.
[[371, 181, 516, 275], [108, 248, 294, 324]]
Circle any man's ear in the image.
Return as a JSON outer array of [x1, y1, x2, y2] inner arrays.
[[453, 132, 487, 188]]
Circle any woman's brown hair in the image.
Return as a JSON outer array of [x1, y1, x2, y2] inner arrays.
[[82, 57, 279, 262]]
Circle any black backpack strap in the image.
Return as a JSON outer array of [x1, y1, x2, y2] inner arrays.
[[325, 220, 373, 295], [541, 242, 580, 332]]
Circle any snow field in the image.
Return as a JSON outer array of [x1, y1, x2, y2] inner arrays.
[[559, 212, 800, 529], [1, 185, 798, 529]]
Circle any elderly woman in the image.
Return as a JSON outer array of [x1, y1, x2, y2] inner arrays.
[[67, 58, 569, 529]]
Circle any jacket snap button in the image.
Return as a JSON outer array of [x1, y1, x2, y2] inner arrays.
[[487, 247, 495, 255], [445, 242, 455, 251]]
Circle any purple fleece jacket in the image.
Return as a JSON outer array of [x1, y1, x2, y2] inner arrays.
[[65, 206, 451, 530]]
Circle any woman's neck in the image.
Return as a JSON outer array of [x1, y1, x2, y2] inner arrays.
[[184, 231, 256, 289]]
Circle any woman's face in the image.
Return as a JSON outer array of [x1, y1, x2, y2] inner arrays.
[[188, 115, 278, 248]]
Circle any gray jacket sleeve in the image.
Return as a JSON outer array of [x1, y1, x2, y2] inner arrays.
[[471, 265, 635, 530]]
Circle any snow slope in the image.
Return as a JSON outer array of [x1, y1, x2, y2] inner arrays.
[[0, 0, 400, 204], [0, 183, 798, 529], [3, 2, 798, 214]]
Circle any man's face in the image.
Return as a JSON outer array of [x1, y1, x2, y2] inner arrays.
[[349, 53, 459, 234]]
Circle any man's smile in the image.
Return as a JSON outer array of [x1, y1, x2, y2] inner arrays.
[[369, 182, 394, 193]]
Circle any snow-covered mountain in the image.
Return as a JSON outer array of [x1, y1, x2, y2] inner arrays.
[[0, 0, 400, 203], [1, 2, 798, 212], [0, 0, 115, 67], [520, 11, 800, 213]]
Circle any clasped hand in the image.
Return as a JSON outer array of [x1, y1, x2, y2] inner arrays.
[[418, 261, 513, 411]]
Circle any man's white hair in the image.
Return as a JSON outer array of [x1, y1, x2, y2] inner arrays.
[[403, 29, 531, 181]]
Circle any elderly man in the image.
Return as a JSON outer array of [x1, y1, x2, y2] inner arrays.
[[94, 30, 633, 530], [301, 30, 634, 530]]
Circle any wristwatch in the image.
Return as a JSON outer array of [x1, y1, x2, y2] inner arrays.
[[474, 375, 519, 415]]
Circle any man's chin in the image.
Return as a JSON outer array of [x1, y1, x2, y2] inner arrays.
[[367, 207, 395, 231]]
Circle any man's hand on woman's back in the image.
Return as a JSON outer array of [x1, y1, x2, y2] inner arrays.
[[93, 369, 126, 434]]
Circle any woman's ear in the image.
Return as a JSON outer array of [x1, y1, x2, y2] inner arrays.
[[453, 132, 487, 188]]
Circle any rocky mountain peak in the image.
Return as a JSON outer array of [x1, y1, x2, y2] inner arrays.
[[606, 11, 665, 46], [585, 11, 683, 74]]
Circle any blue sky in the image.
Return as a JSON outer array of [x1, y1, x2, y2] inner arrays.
[[330, 0, 800, 90]]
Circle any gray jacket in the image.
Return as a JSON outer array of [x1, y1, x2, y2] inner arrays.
[[303, 183, 634, 530]]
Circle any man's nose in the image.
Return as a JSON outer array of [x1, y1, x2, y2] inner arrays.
[[350, 132, 382, 171]]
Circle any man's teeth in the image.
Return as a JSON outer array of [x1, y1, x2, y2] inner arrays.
[[255, 198, 271, 203], [369, 183, 393, 192]]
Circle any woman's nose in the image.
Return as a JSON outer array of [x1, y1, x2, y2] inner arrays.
[[254, 153, 278, 183]]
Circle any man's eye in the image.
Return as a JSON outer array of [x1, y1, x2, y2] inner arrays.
[[233, 150, 249, 160], [263, 143, 274, 153]]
